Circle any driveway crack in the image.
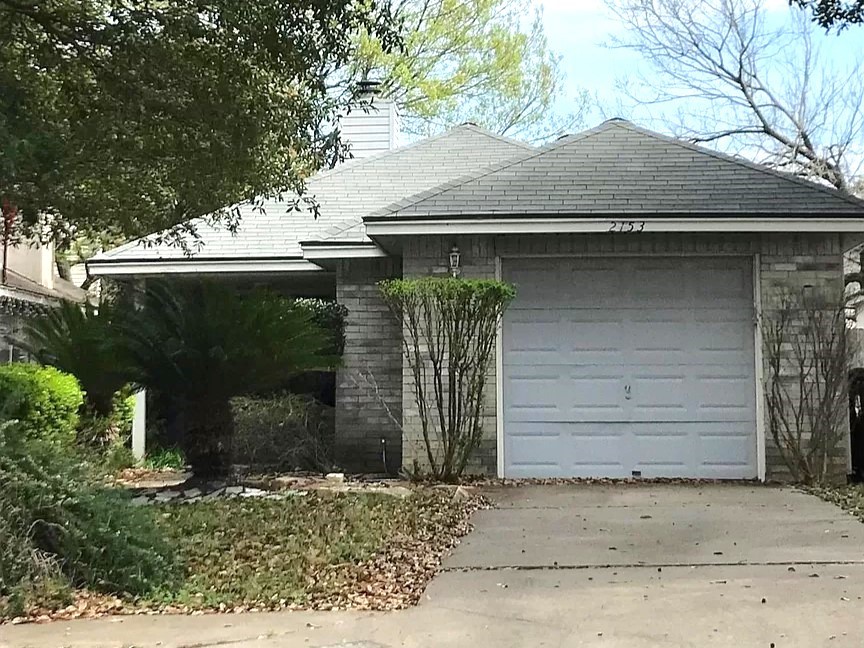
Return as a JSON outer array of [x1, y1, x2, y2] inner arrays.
[[442, 559, 864, 572]]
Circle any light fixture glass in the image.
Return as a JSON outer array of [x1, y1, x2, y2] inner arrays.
[[449, 245, 461, 278]]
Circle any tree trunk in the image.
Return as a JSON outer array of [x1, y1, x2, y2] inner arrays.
[[181, 398, 234, 478]]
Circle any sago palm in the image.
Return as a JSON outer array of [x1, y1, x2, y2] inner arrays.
[[19, 300, 134, 419], [124, 281, 337, 477]]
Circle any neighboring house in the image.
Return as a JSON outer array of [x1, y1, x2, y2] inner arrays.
[[1, 240, 88, 361], [87, 98, 864, 482]]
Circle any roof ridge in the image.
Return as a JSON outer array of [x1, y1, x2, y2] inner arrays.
[[309, 123, 529, 184], [307, 126, 536, 239], [311, 219, 363, 243], [458, 123, 535, 151], [611, 121, 864, 210], [367, 122, 620, 219]]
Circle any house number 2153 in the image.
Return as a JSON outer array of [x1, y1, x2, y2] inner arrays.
[[608, 221, 646, 233]]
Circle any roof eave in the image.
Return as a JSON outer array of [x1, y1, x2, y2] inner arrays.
[[300, 242, 388, 260], [363, 214, 864, 236], [87, 257, 324, 277]]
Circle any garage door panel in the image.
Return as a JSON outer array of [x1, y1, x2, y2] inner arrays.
[[631, 375, 688, 416], [505, 370, 627, 422], [694, 320, 754, 353], [695, 366, 757, 416], [505, 422, 629, 478], [502, 256, 758, 479], [562, 315, 627, 354], [505, 374, 561, 414], [504, 317, 560, 358], [699, 434, 755, 469]]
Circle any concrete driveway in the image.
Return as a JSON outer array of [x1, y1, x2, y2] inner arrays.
[[4, 484, 864, 648]]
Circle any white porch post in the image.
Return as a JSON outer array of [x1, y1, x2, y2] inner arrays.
[[131, 277, 147, 460], [132, 389, 146, 460]]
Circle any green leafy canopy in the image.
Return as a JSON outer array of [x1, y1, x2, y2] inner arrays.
[[0, 0, 399, 245], [792, 0, 864, 29], [353, 0, 588, 140]]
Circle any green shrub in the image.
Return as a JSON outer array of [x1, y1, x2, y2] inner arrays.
[[126, 281, 339, 477], [0, 420, 178, 616], [78, 387, 137, 448], [19, 300, 135, 418], [0, 364, 83, 445], [232, 393, 334, 471], [379, 278, 516, 481], [144, 448, 186, 470], [292, 298, 348, 356], [112, 390, 136, 437], [100, 442, 137, 473]]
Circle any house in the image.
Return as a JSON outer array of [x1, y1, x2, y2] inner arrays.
[[1, 240, 88, 361], [87, 98, 864, 481]]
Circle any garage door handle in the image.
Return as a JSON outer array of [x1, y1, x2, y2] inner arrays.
[[625, 384, 632, 400]]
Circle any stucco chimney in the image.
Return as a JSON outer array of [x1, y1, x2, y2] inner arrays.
[[340, 80, 400, 160]]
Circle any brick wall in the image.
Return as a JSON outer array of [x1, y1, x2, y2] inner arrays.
[[334, 258, 403, 473], [758, 235, 848, 482], [397, 232, 850, 481]]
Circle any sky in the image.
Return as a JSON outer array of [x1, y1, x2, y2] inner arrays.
[[532, 0, 863, 132]]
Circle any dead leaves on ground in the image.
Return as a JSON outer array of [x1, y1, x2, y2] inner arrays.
[[6, 489, 486, 624]]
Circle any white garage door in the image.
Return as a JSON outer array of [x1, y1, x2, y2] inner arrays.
[[502, 256, 757, 479]]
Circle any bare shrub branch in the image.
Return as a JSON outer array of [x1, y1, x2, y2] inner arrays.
[[608, 0, 864, 192], [763, 287, 852, 483]]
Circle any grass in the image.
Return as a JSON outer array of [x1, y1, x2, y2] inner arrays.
[[153, 489, 478, 612], [143, 448, 186, 471]]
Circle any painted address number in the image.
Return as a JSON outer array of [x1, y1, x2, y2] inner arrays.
[[608, 220, 646, 233]]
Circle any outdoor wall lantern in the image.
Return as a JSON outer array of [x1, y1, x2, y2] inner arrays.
[[449, 245, 461, 278]]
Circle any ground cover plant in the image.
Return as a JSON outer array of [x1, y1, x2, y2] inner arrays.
[[2, 488, 483, 623]]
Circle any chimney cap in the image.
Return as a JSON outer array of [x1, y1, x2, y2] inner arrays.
[[357, 79, 382, 97]]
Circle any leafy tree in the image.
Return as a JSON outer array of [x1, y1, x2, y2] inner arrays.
[[125, 282, 338, 477], [353, 0, 588, 140], [792, 0, 864, 28], [0, 0, 399, 248], [610, 0, 864, 193]]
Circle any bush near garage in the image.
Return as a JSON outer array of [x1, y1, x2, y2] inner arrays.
[[379, 278, 516, 482]]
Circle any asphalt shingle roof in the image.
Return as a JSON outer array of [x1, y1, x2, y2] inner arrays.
[[93, 125, 531, 263], [372, 120, 864, 219]]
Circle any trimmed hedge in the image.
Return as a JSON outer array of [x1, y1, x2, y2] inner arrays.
[[379, 277, 517, 305], [0, 364, 83, 445]]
